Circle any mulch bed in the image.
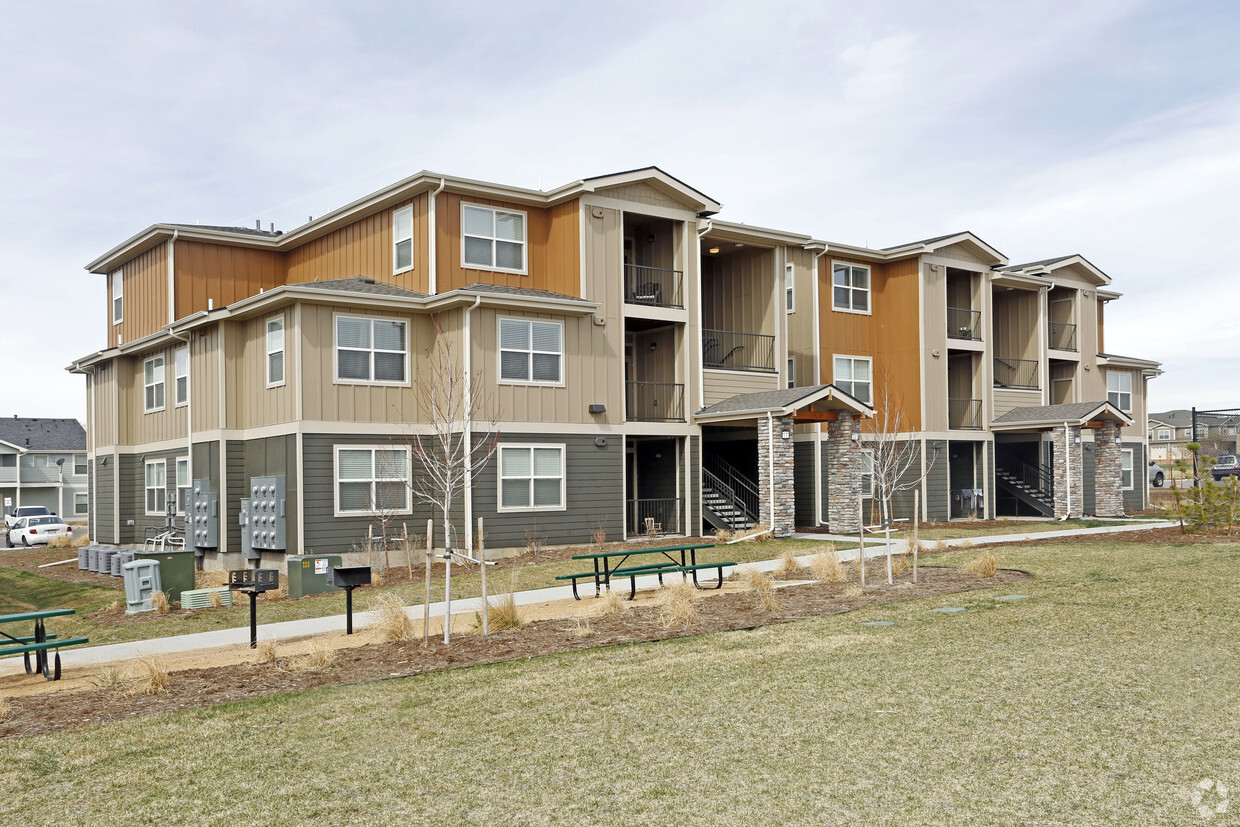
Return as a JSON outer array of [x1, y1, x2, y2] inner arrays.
[[0, 565, 1029, 739]]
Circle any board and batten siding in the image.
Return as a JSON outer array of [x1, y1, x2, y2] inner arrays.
[[117, 348, 189, 446], [992, 389, 1042, 421], [786, 246, 816, 387], [702, 369, 779, 408], [108, 244, 167, 345], [701, 248, 775, 338], [190, 324, 222, 432], [226, 311, 297, 429], [173, 241, 285, 321], [92, 361, 118, 449]]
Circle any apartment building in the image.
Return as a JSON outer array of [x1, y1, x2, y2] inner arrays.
[[69, 167, 1158, 566], [0, 417, 88, 521]]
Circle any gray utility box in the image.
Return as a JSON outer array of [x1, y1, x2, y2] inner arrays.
[[248, 475, 287, 551], [123, 559, 162, 614], [286, 555, 344, 599], [189, 478, 219, 550], [239, 498, 259, 560]]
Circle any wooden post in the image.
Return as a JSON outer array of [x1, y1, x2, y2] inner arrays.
[[885, 522, 893, 586], [424, 519, 433, 645], [479, 517, 488, 637], [403, 522, 412, 579], [913, 491, 920, 584], [858, 500, 866, 590]]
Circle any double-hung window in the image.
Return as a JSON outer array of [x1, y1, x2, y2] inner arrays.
[[74, 454, 87, 475], [1121, 448, 1134, 490], [499, 445, 564, 511], [112, 269, 123, 324], [832, 262, 870, 313], [175, 458, 191, 515], [1157, 429, 1171, 441], [267, 316, 285, 386], [75, 493, 88, 515], [335, 446, 410, 515], [787, 357, 796, 389], [393, 206, 414, 274], [499, 318, 562, 384], [785, 262, 795, 312], [174, 346, 189, 406], [1107, 371, 1132, 412], [860, 449, 874, 497], [336, 315, 408, 384], [834, 355, 872, 405], [145, 459, 166, 515], [462, 204, 526, 273], [144, 355, 165, 412]]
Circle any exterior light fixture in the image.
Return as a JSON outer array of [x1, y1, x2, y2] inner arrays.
[[588, 404, 606, 414], [780, 429, 792, 440], [649, 342, 657, 351], [1113, 437, 1122, 446], [708, 247, 720, 254]]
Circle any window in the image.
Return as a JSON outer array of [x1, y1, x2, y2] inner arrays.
[[145, 460, 166, 515], [335, 446, 410, 515], [74, 454, 86, 475], [499, 318, 563, 385], [860, 449, 874, 497], [1157, 429, 1171, 441], [499, 445, 565, 511], [787, 357, 796, 389], [1121, 448, 1134, 490], [785, 262, 795, 313], [462, 204, 527, 273], [1107, 371, 1132, 412], [833, 356, 872, 405], [112, 269, 123, 324], [144, 355, 165, 412], [174, 345, 189, 406], [335, 315, 408, 384], [267, 316, 285, 386], [393, 206, 414, 274], [176, 458, 191, 515], [832, 262, 870, 313], [75, 493, 88, 515]]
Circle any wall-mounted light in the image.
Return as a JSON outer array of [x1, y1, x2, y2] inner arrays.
[[649, 342, 658, 352], [646, 233, 655, 243], [1114, 437, 1122, 446], [780, 429, 792, 440], [708, 247, 720, 254], [851, 432, 862, 443], [588, 404, 606, 414], [1074, 435, 1082, 444]]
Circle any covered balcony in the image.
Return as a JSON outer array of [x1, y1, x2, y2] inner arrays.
[[946, 268, 982, 342], [624, 214, 683, 310], [994, 357, 1039, 390], [625, 320, 684, 422], [702, 329, 775, 372]]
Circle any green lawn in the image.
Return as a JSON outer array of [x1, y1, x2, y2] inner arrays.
[[3, 536, 1237, 824]]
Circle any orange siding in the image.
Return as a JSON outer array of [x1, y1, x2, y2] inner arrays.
[[1096, 299, 1105, 354], [173, 241, 285, 320], [108, 244, 168, 344]]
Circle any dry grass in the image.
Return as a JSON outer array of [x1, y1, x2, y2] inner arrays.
[[774, 550, 806, 580], [90, 666, 124, 689], [209, 589, 223, 608], [372, 569, 386, 588], [572, 617, 593, 637], [595, 589, 627, 617], [104, 600, 123, 615], [956, 539, 976, 550], [0, 696, 13, 722], [739, 565, 781, 612], [255, 638, 278, 664], [121, 655, 169, 696], [152, 590, 169, 615], [657, 580, 700, 628], [487, 592, 524, 631], [368, 593, 417, 642], [931, 540, 950, 553], [964, 550, 999, 578], [843, 585, 863, 598], [46, 534, 74, 549], [195, 569, 229, 590], [810, 545, 848, 582], [714, 523, 773, 544], [291, 639, 337, 671], [890, 554, 910, 577], [72, 533, 91, 548]]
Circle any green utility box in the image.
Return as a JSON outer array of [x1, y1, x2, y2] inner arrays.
[[286, 555, 344, 599], [134, 549, 196, 603]]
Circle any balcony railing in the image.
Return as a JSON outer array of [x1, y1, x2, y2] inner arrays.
[[627, 498, 684, 536], [947, 307, 982, 341], [14, 467, 60, 483], [625, 381, 685, 422], [1048, 321, 1078, 351], [949, 398, 983, 430], [0, 468, 16, 485], [624, 264, 683, 309], [994, 357, 1039, 389], [702, 329, 776, 372]]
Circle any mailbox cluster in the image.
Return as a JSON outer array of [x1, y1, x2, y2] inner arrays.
[[247, 475, 287, 552], [188, 478, 219, 552]]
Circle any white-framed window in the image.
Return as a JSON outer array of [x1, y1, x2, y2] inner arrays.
[[499, 317, 563, 385], [860, 449, 874, 497], [144, 355, 165, 412], [785, 261, 795, 313], [334, 446, 410, 515], [335, 315, 408, 385], [393, 206, 414, 274], [1121, 448, 1134, 490], [175, 457, 190, 515], [174, 345, 189, 406], [787, 357, 796, 389], [74, 493, 88, 515], [266, 315, 285, 387], [1157, 428, 1171, 441], [74, 454, 87, 475], [499, 444, 565, 511], [1107, 370, 1132, 412], [833, 355, 872, 405], [832, 262, 870, 314], [112, 269, 123, 324], [462, 203, 527, 274], [145, 459, 166, 515]]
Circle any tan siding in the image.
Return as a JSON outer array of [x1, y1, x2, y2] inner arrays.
[[128, 345, 188, 444], [227, 312, 296, 429], [109, 244, 168, 345], [1096, 298, 1105, 354], [594, 182, 682, 210], [991, 288, 1039, 363], [786, 247, 815, 386], [174, 241, 285, 320], [992, 388, 1042, 420], [702, 370, 779, 408], [191, 325, 221, 432], [93, 361, 117, 448], [933, 243, 989, 267], [583, 205, 625, 425], [702, 248, 775, 335], [922, 262, 949, 430]]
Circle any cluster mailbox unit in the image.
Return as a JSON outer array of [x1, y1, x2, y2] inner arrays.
[[228, 569, 280, 648]]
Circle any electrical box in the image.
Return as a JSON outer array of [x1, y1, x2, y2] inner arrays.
[[248, 475, 287, 551], [239, 498, 260, 561], [134, 549, 195, 602], [286, 555, 344, 599], [122, 559, 162, 614], [189, 478, 219, 550]]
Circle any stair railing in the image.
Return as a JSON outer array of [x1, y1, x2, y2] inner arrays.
[[703, 455, 761, 527]]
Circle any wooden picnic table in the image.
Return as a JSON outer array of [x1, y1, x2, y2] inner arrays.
[[0, 609, 88, 681], [559, 543, 733, 600]]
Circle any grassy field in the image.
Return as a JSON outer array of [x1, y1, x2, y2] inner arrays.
[[2, 535, 1236, 824]]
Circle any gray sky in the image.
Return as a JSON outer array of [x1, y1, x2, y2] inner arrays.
[[2, 0, 1237, 422]]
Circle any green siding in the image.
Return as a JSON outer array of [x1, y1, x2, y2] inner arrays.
[[688, 435, 700, 535], [118, 448, 186, 545], [1123, 442, 1146, 512], [94, 458, 115, 544], [925, 439, 950, 522]]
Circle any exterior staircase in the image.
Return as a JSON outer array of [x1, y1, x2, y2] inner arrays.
[[702, 455, 759, 532], [995, 458, 1055, 517]]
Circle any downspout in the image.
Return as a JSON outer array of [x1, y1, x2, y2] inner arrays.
[[168, 324, 191, 520], [462, 294, 482, 557], [428, 178, 446, 295], [767, 411, 776, 531], [696, 220, 712, 411], [811, 247, 828, 526], [1061, 421, 1072, 520]]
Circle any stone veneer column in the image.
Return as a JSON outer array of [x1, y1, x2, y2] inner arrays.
[[1052, 424, 1084, 519], [1094, 421, 1124, 517], [826, 414, 862, 534], [757, 414, 796, 537]]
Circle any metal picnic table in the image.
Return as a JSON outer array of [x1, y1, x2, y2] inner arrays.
[[0, 609, 88, 681], [562, 543, 724, 599]]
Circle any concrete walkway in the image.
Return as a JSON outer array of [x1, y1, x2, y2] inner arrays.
[[0, 519, 1175, 675]]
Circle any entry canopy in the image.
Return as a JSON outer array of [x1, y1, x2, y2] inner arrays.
[[990, 400, 1133, 431], [694, 384, 874, 425]]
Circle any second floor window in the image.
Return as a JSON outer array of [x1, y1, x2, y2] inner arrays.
[[785, 262, 795, 312], [463, 204, 526, 273], [393, 206, 413, 273], [336, 315, 407, 384], [74, 454, 86, 475], [834, 355, 872, 405], [833, 262, 870, 313], [1107, 370, 1132, 412], [499, 318, 562, 384], [1157, 429, 1171, 440], [112, 269, 123, 324], [144, 355, 165, 412], [267, 316, 285, 386], [174, 346, 189, 406]]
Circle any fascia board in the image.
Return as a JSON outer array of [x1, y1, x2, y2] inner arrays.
[[706, 220, 814, 247]]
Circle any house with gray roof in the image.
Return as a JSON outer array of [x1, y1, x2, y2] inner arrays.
[[0, 417, 88, 521]]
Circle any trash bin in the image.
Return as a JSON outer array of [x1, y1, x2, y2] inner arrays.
[[134, 549, 195, 602], [286, 555, 344, 599], [122, 559, 162, 614]]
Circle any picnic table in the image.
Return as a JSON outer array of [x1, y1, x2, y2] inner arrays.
[[557, 543, 735, 600], [0, 609, 89, 681]]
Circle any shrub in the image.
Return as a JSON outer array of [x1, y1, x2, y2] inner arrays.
[[739, 566, 781, 612], [0, 696, 13, 722], [122, 656, 169, 696], [255, 638, 278, 664], [47, 534, 74, 549], [811, 545, 847, 582], [774, 550, 805, 580], [152, 591, 169, 615], [91, 666, 124, 688], [890, 554, 910, 577], [595, 589, 626, 617], [487, 593, 524, 630], [965, 551, 999, 578], [658, 581, 700, 627], [369, 593, 416, 642], [292, 639, 336, 671]]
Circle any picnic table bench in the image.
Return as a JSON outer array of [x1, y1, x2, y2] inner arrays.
[[556, 543, 736, 600], [0, 609, 89, 681]]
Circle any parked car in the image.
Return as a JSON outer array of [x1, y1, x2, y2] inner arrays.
[[1148, 461, 1165, 487], [7, 515, 70, 547], [4, 505, 51, 529], [1212, 454, 1240, 482]]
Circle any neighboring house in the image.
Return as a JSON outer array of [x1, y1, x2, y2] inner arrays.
[[1148, 409, 1240, 465], [68, 168, 1160, 567], [0, 417, 88, 521]]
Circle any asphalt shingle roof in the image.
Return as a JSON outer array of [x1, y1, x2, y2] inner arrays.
[[0, 418, 85, 451], [992, 401, 1116, 426], [288, 277, 427, 299], [168, 223, 283, 238], [696, 385, 834, 417], [458, 283, 584, 302]]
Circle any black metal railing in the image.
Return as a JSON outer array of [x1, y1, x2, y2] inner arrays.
[[627, 498, 683, 536], [947, 307, 982, 341], [702, 329, 776, 372], [1048, 321, 1077, 351], [948, 398, 983, 430], [624, 264, 683, 309], [703, 454, 761, 527], [993, 357, 1039, 389], [625, 381, 685, 422], [1001, 458, 1054, 501]]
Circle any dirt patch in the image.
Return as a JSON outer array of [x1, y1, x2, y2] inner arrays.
[[0, 547, 122, 590], [0, 564, 1029, 739]]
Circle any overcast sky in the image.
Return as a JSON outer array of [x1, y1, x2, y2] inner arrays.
[[2, 0, 1237, 422]]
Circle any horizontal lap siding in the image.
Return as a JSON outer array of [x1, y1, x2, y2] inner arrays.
[[925, 440, 950, 522], [689, 435, 700, 536], [118, 448, 185, 545], [235, 436, 299, 555], [95, 459, 115, 543], [226, 441, 246, 552], [1123, 442, 1145, 512]]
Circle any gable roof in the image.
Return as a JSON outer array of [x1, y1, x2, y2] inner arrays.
[[580, 167, 721, 214], [879, 231, 1008, 265], [991, 401, 1133, 430], [0, 418, 85, 451], [695, 384, 873, 422], [998, 254, 1111, 285]]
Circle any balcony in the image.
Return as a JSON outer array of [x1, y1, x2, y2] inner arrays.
[[624, 264, 683, 309], [702, 330, 775, 372], [626, 381, 685, 422], [949, 398, 983, 430], [994, 357, 1039, 390], [627, 498, 685, 536], [1048, 321, 1077, 352], [947, 307, 982, 341]]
